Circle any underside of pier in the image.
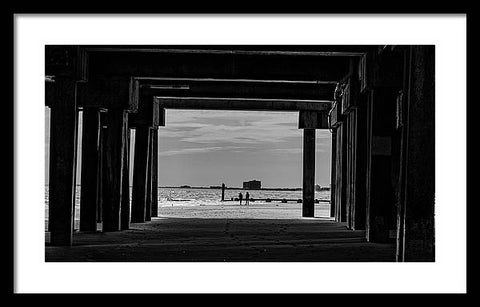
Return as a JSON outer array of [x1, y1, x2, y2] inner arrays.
[[45, 45, 435, 262]]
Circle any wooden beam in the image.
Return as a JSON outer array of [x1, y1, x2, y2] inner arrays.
[[77, 76, 335, 112], [47, 78, 78, 246], [45, 45, 88, 80], [298, 111, 329, 129], [141, 80, 336, 101], [76, 77, 136, 111], [135, 77, 338, 84], [84, 46, 367, 57], [87, 49, 352, 82], [302, 129, 316, 217], [129, 93, 159, 128], [155, 97, 331, 112]]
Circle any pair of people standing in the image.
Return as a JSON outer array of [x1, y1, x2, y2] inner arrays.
[[238, 192, 250, 205]]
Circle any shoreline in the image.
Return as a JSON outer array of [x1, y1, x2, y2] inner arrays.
[[45, 184, 330, 192]]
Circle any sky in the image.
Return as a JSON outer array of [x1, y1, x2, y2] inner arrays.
[[46, 108, 332, 188]]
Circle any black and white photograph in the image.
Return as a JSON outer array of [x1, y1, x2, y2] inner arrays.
[[13, 14, 467, 294], [44, 44, 434, 263]]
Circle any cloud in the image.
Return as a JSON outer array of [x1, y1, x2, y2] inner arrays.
[[155, 110, 332, 162], [178, 125, 298, 144], [162, 110, 301, 145], [158, 146, 250, 157]]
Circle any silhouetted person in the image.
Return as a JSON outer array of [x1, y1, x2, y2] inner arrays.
[[221, 183, 226, 201], [238, 192, 243, 205], [245, 192, 250, 206]]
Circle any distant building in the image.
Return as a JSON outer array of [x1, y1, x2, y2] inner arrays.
[[243, 180, 261, 190]]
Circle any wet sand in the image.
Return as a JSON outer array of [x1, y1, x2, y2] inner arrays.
[[45, 202, 395, 261], [157, 201, 331, 219]]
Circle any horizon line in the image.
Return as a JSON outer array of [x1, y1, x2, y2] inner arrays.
[[46, 184, 331, 189]]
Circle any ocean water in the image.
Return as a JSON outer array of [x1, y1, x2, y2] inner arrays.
[[158, 187, 330, 207], [45, 186, 330, 230]]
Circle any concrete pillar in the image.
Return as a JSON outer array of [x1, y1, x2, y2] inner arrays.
[[346, 110, 358, 229], [47, 78, 78, 246], [365, 88, 397, 243], [302, 129, 316, 217], [399, 46, 435, 261], [102, 109, 127, 232], [365, 92, 373, 239], [131, 126, 151, 223], [145, 129, 153, 221], [79, 107, 101, 232], [96, 118, 106, 223], [335, 122, 348, 223], [345, 114, 352, 227], [330, 131, 337, 218], [151, 128, 159, 217], [334, 125, 341, 222], [352, 96, 368, 230], [120, 120, 131, 230]]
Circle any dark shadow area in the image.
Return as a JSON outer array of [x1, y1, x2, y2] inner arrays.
[[45, 217, 395, 262]]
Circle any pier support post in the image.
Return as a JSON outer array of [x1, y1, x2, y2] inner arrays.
[[398, 46, 435, 261], [298, 110, 327, 218], [151, 128, 159, 217], [352, 96, 368, 230], [120, 118, 131, 230], [131, 92, 160, 222], [145, 129, 153, 221], [97, 115, 107, 223], [302, 129, 316, 217], [345, 114, 352, 227], [79, 107, 101, 232], [330, 131, 337, 218], [47, 78, 78, 246], [102, 108, 127, 232], [333, 131, 341, 221], [334, 122, 348, 223], [346, 110, 359, 229], [131, 126, 151, 223], [365, 88, 397, 243]]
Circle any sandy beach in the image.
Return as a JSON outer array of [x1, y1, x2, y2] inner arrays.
[[46, 202, 395, 262], [157, 201, 331, 219]]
